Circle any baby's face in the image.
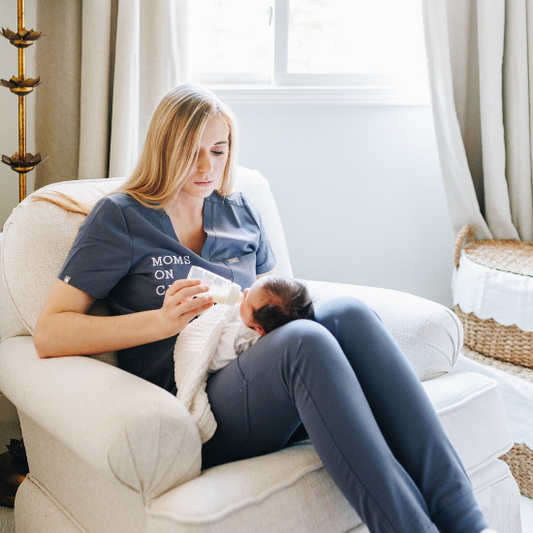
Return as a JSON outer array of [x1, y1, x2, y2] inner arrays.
[[239, 278, 269, 334]]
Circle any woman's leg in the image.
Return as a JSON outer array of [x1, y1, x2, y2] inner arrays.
[[203, 317, 441, 533], [314, 296, 488, 533]]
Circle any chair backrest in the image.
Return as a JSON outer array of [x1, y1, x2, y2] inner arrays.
[[0, 166, 292, 349]]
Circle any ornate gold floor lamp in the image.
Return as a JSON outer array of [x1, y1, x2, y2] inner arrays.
[[0, 0, 39, 507], [1, 0, 43, 202]]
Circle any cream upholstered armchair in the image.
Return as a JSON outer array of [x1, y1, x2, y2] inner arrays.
[[0, 167, 522, 533]]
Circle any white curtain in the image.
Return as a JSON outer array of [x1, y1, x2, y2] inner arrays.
[[35, 0, 188, 189], [422, 0, 533, 241]]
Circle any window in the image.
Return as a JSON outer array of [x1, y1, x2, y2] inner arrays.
[[189, 0, 273, 85], [189, 0, 429, 104]]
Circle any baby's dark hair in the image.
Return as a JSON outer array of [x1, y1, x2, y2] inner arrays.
[[252, 277, 314, 334]]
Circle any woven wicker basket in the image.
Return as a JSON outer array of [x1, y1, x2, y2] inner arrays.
[[454, 225, 533, 498], [454, 225, 533, 368], [501, 443, 533, 499], [454, 307, 533, 367]]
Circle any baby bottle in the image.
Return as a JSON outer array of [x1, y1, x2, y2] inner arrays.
[[187, 265, 243, 306]]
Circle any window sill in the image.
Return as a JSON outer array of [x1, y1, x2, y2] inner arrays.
[[208, 85, 431, 106]]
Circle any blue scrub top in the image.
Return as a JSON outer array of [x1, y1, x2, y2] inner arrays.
[[58, 190, 276, 392]]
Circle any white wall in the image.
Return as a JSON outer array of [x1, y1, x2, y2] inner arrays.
[[232, 103, 455, 307], [0, 0, 36, 228]]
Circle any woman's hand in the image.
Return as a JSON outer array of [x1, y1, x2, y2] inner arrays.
[[156, 279, 213, 338]]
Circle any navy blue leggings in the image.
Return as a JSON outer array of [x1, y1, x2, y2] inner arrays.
[[201, 297, 488, 533]]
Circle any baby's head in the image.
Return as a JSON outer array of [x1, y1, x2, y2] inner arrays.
[[239, 276, 314, 335]]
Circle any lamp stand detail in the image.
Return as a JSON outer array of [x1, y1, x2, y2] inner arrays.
[[1, 0, 44, 202]]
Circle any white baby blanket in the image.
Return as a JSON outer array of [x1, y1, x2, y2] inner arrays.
[[173, 304, 260, 443]]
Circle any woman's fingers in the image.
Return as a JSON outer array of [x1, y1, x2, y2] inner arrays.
[[166, 278, 203, 297], [157, 278, 216, 336], [180, 298, 214, 322], [167, 294, 213, 335], [175, 293, 213, 314], [166, 279, 209, 303]]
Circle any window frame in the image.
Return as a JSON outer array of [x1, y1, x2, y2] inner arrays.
[[272, 0, 403, 87], [189, 0, 431, 106]]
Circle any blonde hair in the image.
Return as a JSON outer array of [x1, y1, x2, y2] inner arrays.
[[31, 84, 237, 214], [116, 83, 237, 208]]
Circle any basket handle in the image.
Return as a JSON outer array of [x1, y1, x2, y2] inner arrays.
[[454, 225, 475, 268]]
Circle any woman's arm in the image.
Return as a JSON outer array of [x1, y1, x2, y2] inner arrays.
[[34, 278, 213, 359]]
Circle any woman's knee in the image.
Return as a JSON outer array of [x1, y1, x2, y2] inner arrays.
[[269, 318, 332, 345], [315, 296, 381, 335], [265, 319, 341, 364], [262, 319, 356, 387], [238, 318, 354, 385]]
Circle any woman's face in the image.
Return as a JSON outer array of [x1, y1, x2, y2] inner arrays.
[[179, 115, 230, 202]]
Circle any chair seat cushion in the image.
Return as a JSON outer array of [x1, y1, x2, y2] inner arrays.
[[147, 371, 512, 533], [425, 371, 512, 474], [148, 442, 362, 533]]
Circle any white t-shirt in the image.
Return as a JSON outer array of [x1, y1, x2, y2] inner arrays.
[[208, 305, 261, 373]]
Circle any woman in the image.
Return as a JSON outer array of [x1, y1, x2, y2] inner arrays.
[[34, 84, 496, 533]]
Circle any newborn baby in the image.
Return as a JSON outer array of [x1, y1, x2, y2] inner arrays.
[[208, 275, 315, 373]]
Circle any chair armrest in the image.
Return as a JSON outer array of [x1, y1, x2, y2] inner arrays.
[[302, 279, 463, 381], [423, 371, 513, 474], [0, 336, 202, 502]]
